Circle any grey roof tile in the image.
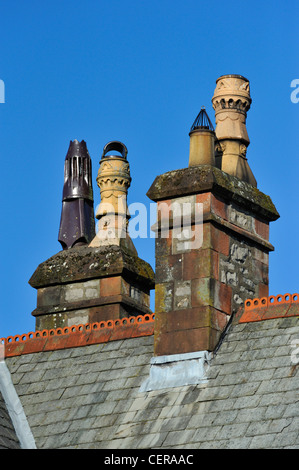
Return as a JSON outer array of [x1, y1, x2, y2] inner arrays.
[[3, 315, 299, 449], [0, 391, 21, 449]]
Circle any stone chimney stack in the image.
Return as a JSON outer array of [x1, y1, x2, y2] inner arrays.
[[29, 140, 154, 331], [147, 75, 279, 357]]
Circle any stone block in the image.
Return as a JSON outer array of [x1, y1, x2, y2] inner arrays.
[[182, 249, 219, 281], [210, 194, 228, 221], [63, 279, 100, 302], [156, 198, 172, 225], [252, 247, 269, 264], [258, 283, 269, 299], [37, 286, 61, 307], [154, 307, 229, 334], [66, 310, 90, 326], [35, 313, 66, 331], [155, 231, 173, 258], [121, 278, 130, 297], [195, 192, 211, 216], [100, 277, 121, 297], [254, 218, 269, 239], [154, 326, 221, 356], [174, 281, 191, 310], [191, 278, 232, 314], [155, 254, 183, 283], [254, 260, 269, 285], [228, 204, 254, 232], [172, 225, 202, 254], [84, 279, 100, 299], [155, 282, 173, 313], [201, 223, 230, 256], [229, 243, 250, 265]]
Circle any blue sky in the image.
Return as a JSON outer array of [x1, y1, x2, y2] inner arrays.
[[0, 0, 298, 338]]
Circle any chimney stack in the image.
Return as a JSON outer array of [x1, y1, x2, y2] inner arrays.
[[29, 140, 154, 331], [147, 75, 279, 357]]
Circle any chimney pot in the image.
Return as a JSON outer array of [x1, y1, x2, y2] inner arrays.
[[58, 140, 95, 250], [212, 74, 257, 186], [188, 107, 216, 167]]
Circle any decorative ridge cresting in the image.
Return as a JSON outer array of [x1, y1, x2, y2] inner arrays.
[[1, 313, 155, 358], [244, 293, 299, 310], [239, 293, 299, 323]]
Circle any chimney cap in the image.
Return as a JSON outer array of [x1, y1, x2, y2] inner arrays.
[[190, 107, 214, 132], [216, 74, 249, 82], [65, 139, 90, 160], [101, 141, 128, 160]]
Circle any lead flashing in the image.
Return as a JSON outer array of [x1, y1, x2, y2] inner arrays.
[[139, 350, 212, 392]]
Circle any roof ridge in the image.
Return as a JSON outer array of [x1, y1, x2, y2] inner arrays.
[[1, 313, 155, 358], [244, 293, 299, 311], [239, 293, 299, 323]]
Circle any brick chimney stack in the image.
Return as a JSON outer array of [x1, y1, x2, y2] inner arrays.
[[147, 75, 279, 357]]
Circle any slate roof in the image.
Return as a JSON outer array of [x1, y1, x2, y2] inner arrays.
[[0, 389, 20, 449], [2, 296, 299, 449]]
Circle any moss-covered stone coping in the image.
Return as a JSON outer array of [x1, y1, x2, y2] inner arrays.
[[29, 245, 155, 289], [147, 165, 279, 222]]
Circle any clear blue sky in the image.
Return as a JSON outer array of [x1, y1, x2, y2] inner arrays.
[[0, 0, 298, 338]]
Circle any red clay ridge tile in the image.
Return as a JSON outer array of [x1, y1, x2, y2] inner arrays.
[[239, 293, 299, 323], [0, 314, 155, 358]]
